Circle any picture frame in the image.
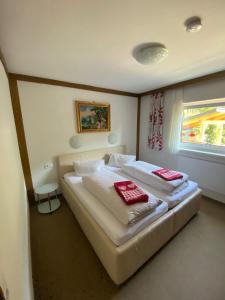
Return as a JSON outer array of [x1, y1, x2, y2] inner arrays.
[[75, 101, 111, 133]]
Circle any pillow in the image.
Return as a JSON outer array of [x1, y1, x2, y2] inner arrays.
[[73, 159, 105, 176], [108, 153, 136, 167]]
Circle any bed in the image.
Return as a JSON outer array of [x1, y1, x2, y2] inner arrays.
[[58, 145, 202, 284]]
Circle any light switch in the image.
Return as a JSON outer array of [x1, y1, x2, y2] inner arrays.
[[44, 162, 54, 169]]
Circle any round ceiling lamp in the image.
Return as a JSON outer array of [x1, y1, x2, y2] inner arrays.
[[185, 16, 202, 32], [133, 43, 169, 65]]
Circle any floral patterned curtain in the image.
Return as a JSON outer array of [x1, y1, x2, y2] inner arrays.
[[148, 92, 164, 151]]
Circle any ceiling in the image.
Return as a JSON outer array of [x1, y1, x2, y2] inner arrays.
[[0, 0, 225, 93]]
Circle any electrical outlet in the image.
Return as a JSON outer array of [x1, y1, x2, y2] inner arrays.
[[44, 162, 54, 169]]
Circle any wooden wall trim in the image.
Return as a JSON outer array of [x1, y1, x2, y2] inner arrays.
[[9, 69, 225, 98], [1, 51, 34, 202], [7, 67, 225, 202], [140, 69, 225, 97], [7, 72, 138, 203], [0, 48, 8, 76], [9, 73, 138, 98], [9, 78, 34, 201], [136, 96, 141, 160]]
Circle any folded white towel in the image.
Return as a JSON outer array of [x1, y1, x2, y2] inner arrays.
[[145, 181, 198, 208], [122, 161, 189, 194]]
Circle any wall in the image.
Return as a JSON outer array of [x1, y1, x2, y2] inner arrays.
[[18, 81, 137, 189], [140, 78, 225, 203], [0, 62, 33, 299]]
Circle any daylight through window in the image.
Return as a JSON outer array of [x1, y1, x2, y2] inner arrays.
[[181, 99, 225, 154]]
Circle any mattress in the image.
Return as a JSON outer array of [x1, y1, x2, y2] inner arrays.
[[64, 173, 168, 246], [106, 166, 198, 208]]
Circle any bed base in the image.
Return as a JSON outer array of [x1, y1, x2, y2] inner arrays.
[[61, 179, 201, 284], [58, 146, 201, 284]]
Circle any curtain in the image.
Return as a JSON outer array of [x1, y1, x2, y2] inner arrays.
[[168, 88, 184, 153], [148, 92, 164, 151]]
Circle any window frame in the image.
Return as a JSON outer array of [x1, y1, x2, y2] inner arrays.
[[179, 98, 225, 157]]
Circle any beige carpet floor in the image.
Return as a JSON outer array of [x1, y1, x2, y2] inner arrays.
[[30, 196, 225, 300]]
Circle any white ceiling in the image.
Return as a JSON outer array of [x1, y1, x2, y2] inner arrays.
[[0, 0, 225, 93]]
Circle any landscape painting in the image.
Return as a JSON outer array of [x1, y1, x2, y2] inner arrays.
[[75, 101, 111, 133]]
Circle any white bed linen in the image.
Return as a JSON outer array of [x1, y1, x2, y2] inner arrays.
[[64, 173, 168, 246], [82, 169, 160, 225], [122, 161, 189, 194], [108, 153, 136, 167], [73, 159, 105, 176], [104, 166, 198, 209]]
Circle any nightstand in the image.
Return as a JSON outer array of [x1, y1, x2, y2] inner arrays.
[[35, 183, 61, 214]]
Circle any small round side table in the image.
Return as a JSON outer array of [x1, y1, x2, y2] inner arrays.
[[35, 183, 61, 214]]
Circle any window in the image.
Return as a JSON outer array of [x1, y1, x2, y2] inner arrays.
[[180, 98, 225, 155]]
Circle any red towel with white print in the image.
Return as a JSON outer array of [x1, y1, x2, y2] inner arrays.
[[114, 181, 149, 205], [152, 168, 183, 181]]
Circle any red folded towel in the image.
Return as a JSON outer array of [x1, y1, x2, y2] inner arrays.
[[114, 181, 149, 205], [152, 168, 183, 181]]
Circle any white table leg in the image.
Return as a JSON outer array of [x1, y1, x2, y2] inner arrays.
[[37, 193, 40, 205], [48, 193, 52, 211]]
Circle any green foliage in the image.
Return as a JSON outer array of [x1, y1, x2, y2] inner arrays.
[[183, 106, 225, 119], [90, 107, 107, 128], [222, 125, 225, 145], [183, 105, 225, 145], [205, 125, 217, 144], [183, 107, 215, 118], [81, 106, 108, 129]]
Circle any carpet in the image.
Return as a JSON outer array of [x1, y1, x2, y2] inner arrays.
[[30, 196, 225, 300]]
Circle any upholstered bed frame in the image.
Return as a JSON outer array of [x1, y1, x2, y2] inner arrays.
[[58, 145, 202, 284]]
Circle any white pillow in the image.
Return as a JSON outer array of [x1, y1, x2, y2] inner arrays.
[[73, 159, 105, 176], [108, 153, 136, 167]]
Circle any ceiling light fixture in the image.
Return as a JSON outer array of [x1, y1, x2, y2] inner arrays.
[[133, 43, 169, 65], [185, 16, 202, 32]]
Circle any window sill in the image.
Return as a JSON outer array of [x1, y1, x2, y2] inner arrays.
[[179, 148, 225, 165]]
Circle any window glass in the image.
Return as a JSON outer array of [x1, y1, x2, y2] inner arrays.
[[181, 101, 225, 153]]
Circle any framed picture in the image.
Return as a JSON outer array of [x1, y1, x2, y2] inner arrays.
[[75, 101, 111, 133]]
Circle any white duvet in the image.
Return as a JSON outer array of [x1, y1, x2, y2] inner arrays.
[[110, 167, 198, 209], [82, 169, 161, 225], [64, 173, 169, 246], [122, 161, 189, 194]]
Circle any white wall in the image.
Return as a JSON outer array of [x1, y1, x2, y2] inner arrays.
[[140, 78, 225, 203], [0, 62, 33, 299], [18, 81, 137, 189]]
